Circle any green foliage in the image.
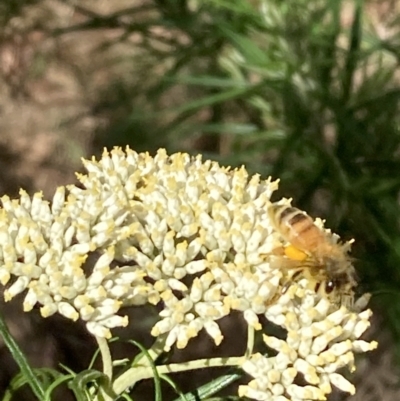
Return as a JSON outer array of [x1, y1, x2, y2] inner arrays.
[[0, 326, 244, 401]]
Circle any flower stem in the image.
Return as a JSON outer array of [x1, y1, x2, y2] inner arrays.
[[96, 336, 113, 379], [246, 325, 255, 357], [133, 333, 168, 367], [94, 337, 115, 401], [112, 356, 245, 395]]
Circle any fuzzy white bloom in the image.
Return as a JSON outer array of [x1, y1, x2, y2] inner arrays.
[[239, 281, 377, 400], [0, 148, 278, 339], [0, 147, 376, 399]]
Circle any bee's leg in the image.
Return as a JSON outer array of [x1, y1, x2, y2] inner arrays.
[[281, 269, 304, 293], [263, 245, 308, 261], [261, 248, 308, 307], [283, 245, 308, 261], [264, 268, 304, 307], [269, 246, 286, 256]]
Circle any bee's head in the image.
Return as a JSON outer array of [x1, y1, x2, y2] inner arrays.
[[319, 274, 358, 308], [323, 256, 358, 286]]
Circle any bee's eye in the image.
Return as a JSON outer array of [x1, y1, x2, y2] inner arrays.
[[325, 281, 335, 294]]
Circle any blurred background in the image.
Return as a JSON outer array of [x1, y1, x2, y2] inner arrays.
[[0, 0, 400, 399]]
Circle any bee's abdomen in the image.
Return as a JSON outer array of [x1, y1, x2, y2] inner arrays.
[[280, 207, 311, 232], [269, 204, 322, 250]]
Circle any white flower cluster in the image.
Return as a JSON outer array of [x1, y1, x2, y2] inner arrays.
[[240, 282, 376, 400], [0, 147, 376, 399], [0, 148, 279, 339]]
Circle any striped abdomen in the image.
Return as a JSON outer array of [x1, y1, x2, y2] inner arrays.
[[268, 203, 327, 253]]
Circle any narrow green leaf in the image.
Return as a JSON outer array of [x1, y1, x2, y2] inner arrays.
[[0, 313, 45, 400], [171, 369, 243, 401]]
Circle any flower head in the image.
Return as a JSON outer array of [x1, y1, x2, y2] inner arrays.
[[0, 147, 376, 399], [0, 148, 280, 339], [239, 281, 377, 400]]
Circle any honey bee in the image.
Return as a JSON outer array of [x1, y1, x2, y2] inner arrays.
[[268, 202, 357, 307]]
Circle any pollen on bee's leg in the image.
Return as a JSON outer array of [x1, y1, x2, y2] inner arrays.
[[284, 245, 308, 261], [270, 246, 285, 256]]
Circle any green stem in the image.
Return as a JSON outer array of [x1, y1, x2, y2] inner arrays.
[[112, 356, 245, 395], [96, 336, 113, 379], [133, 333, 168, 367], [94, 337, 115, 401], [246, 325, 255, 357], [0, 312, 45, 400]]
